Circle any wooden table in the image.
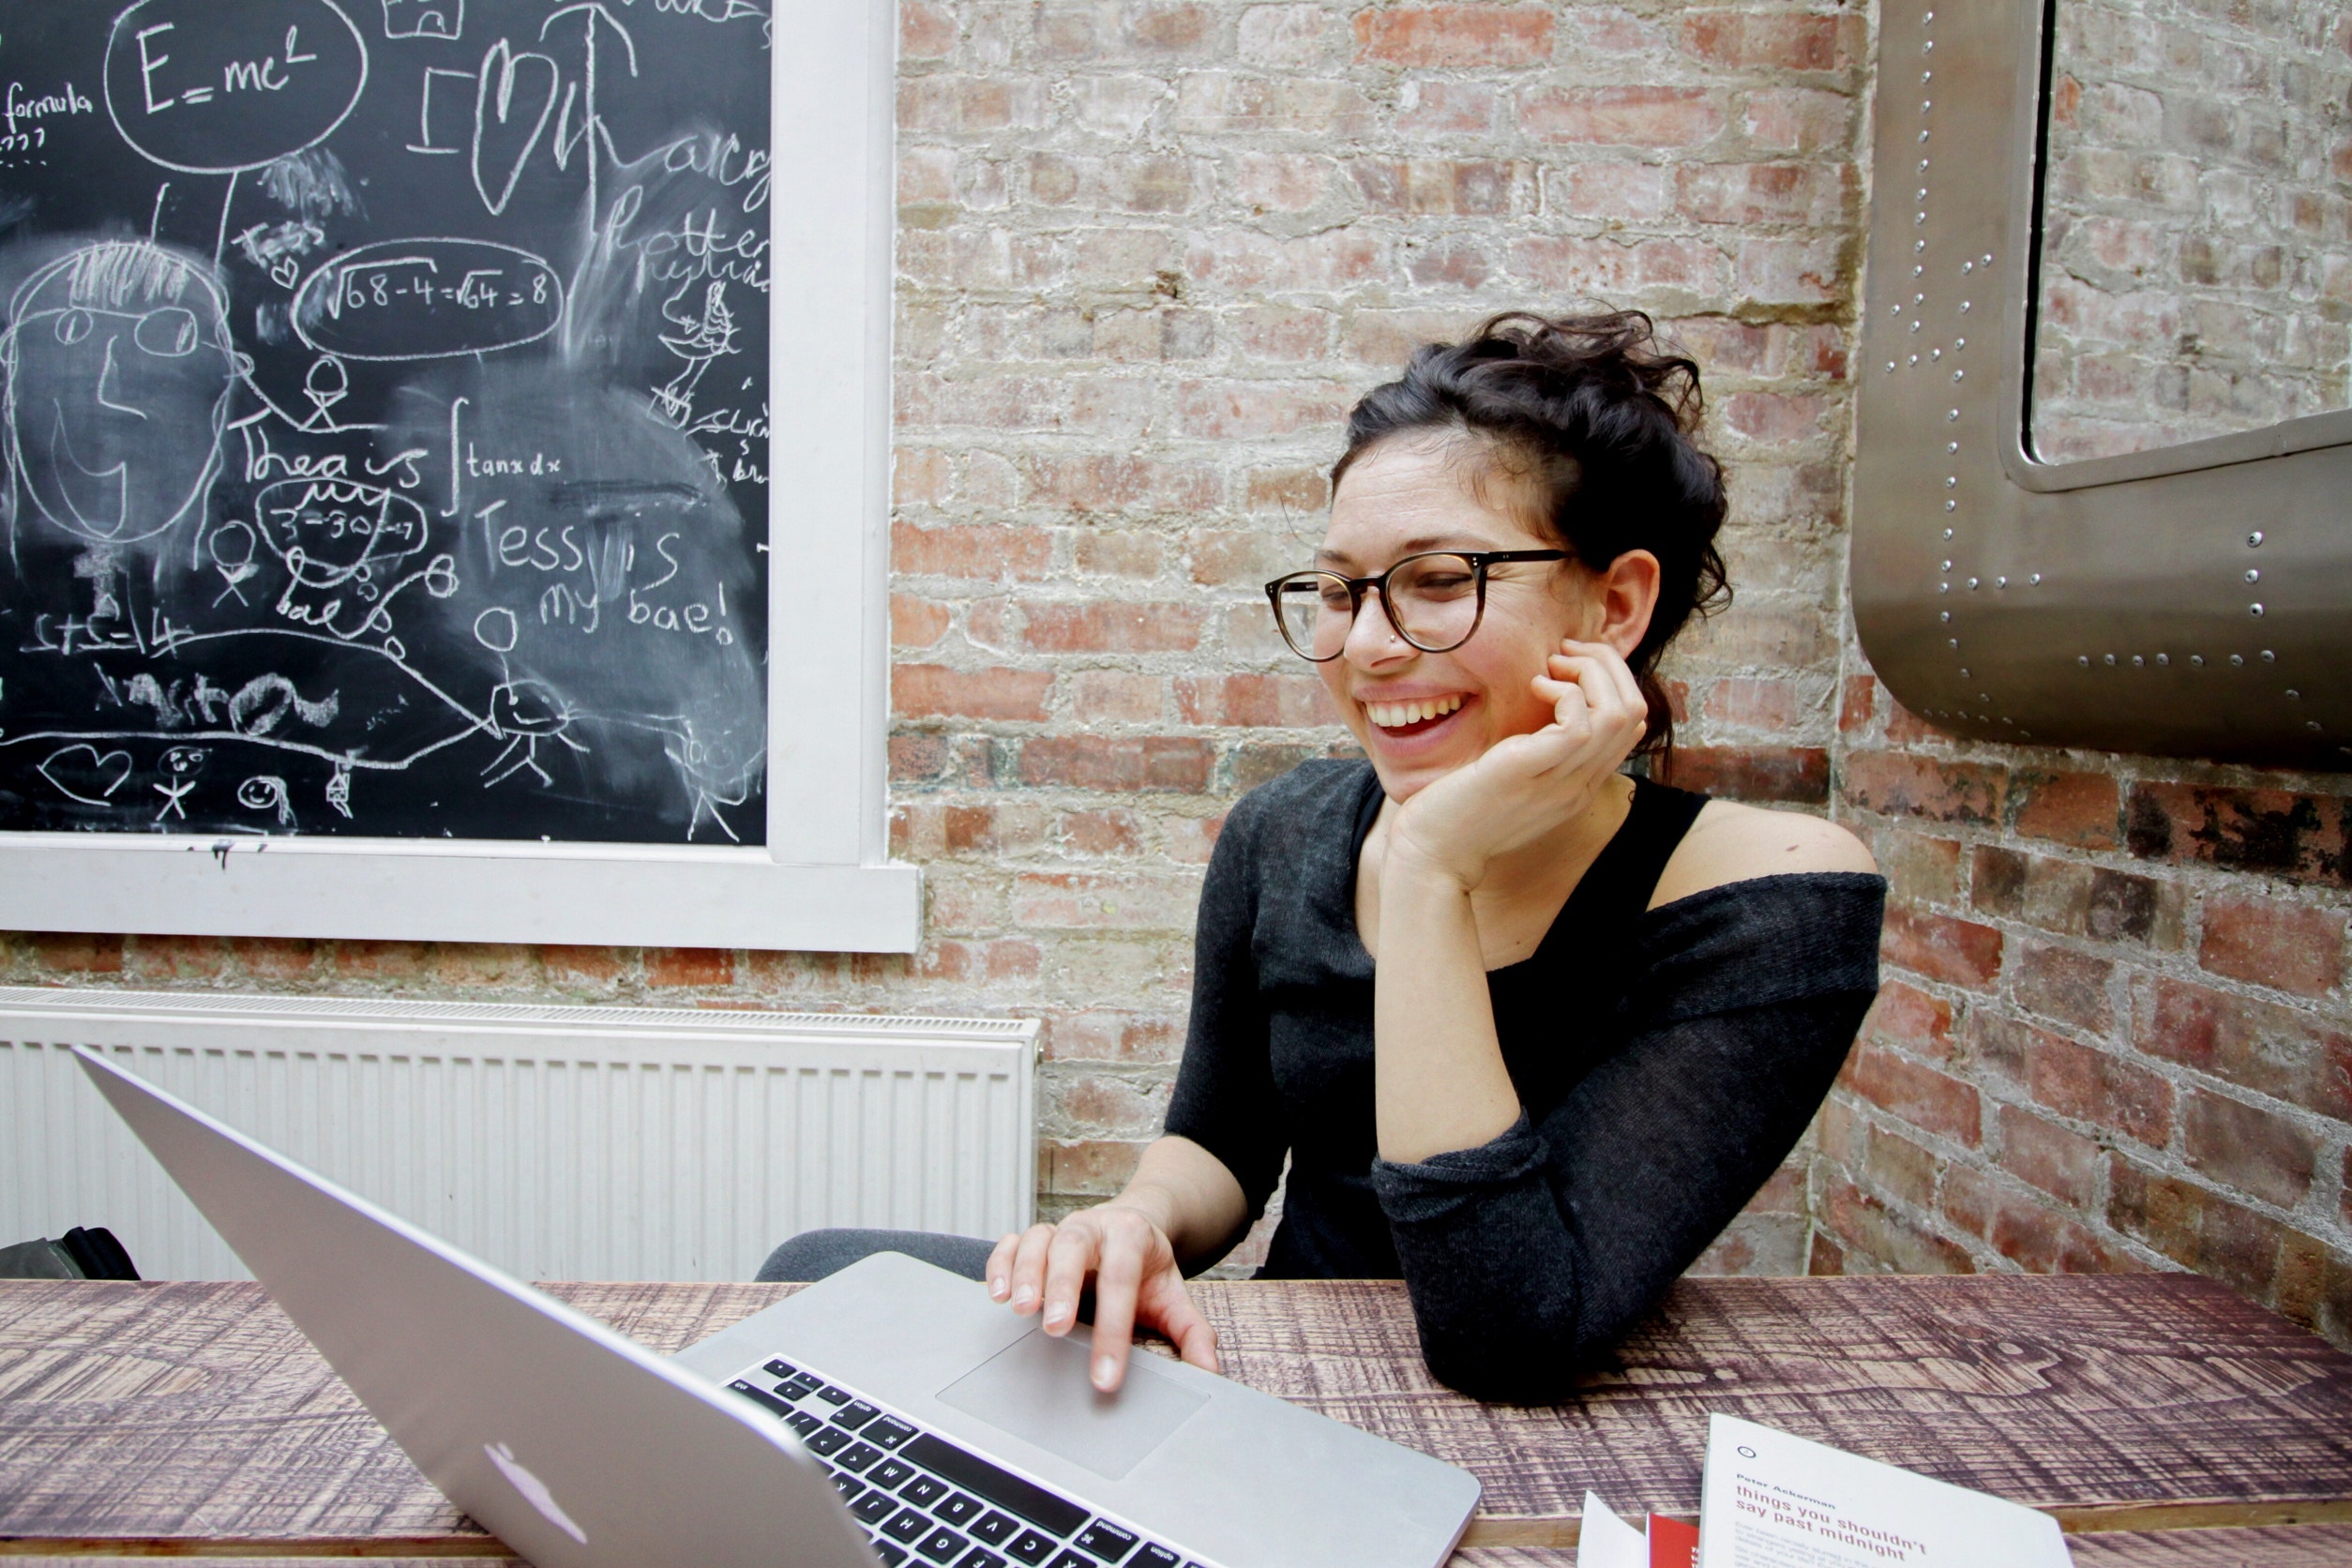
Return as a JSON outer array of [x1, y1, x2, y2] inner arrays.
[[3, 1276, 2349, 1565]]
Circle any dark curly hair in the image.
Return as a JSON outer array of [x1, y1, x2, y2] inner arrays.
[[1331, 309, 1730, 758]]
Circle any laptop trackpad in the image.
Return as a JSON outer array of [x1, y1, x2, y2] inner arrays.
[[935, 1331, 1209, 1481]]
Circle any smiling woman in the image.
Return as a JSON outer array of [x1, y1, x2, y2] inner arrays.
[[769, 312, 1888, 1405]]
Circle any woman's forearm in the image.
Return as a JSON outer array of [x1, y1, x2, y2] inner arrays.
[[1108, 1134, 1250, 1266], [1373, 858, 1523, 1164]]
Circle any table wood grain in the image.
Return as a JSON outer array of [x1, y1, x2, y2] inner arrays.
[[3, 1275, 2348, 1563]]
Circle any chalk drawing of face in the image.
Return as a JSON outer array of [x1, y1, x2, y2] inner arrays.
[[3, 240, 234, 550]]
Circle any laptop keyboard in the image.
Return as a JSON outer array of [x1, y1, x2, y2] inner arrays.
[[729, 1357, 1203, 1568]]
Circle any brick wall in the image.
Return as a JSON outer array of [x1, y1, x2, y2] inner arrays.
[[22, 2, 2348, 1349], [2029, 0, 2352, 460]]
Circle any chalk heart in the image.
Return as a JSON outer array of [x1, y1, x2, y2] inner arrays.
[[38, 745, 134, 805], [473, 40, 558, 217]]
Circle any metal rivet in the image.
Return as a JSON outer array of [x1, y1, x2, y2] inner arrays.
[[2247, 531, 2263, 547], [2190, 655, 2204, 667], [1932, 348, 1942, 360], [1921, 71, 1933, 85], [1920, 159, 1930, 172], [2077, 655, 2090, 667], [1960, 668, 1971, 677], [1954, 338, 1967, 350], [2309, 721, 2323, 731], [1948, 408, 1960, 420], [1912, 264, 1924, 277], [1885, 360, 1896, 373], [2104, 654, 2118, 666], [2287, 689, 2300, 700], [1979, 692, 1990, 701], [2132, 655, 2145, 667], [2155, 654, 2168, 666], [1891, 304, 1903, 316], [1944, 500, 1957, 512], [1949, 638, 1960, 648], [1914, 293, 1925, 304], [1996, 576, 2008, 588], [1967, 577, 1980, 589], [1981, 253, 1992, 265], [1940, 610, 1952, 622], [1922, 99, 1933, 113], [1910, 321, 1922, 333], [2261, 649, 2275, 661], [1938, 582, 1951, 594], [1952, 369, 1965, 382], [1916, 188, 1928, 202], [2028, 573, 2042, 585], [1919, 130, 1930, 143], [1945, 475, 1957, 488], [1940, 559, 1953, 571], [1909, 353, 1921, 365], [1962, 260, 1974, 273], [2230, 654, 2244, 666], [2251, 603, 2265, 616], [1914, 213, 1927, 227], [1959, 300, 1971, 312], [2245, 569, 2260, 583], [1944, 527, 1954, 538]]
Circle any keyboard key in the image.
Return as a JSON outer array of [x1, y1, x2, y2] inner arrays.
[[1074, 1521, 1138, 1561], [869, 1457, 916, 1489], [761, 1358, 798, 1380], [837, 1441, 884, 1473], [873, 1545, 909, 1567], [1135, 1548, 1180, 1568], [905, 1435, 1089, 1540], [957, 1550, 1010, 1568], [970, 1512, 1018, 1545], [935, 1493, 984, 1528], [816, 1384, 853, 1406], [725, 1380, 795, 1418], [852, 1491, 900, 1525], [867, 1417, 919, 1449], [806, 1425, 852, 1456], [835, 1400, 881, 1430], [900, 1474, 950, 1508], [786, 1410, 824, 1438], [834, 1475, 867, 1503], [1047, 1554, 1093, 1568], [784, 1374, 825, 1400], [884, 1507, 933, 1544], [916, 1525, 969, 1563], [1005, 1529, 1055, 1565]]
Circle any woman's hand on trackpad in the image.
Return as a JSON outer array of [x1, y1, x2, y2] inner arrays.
[[985, 1207, 1218, 1393]]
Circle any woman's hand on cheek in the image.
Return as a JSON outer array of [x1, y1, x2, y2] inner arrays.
[[1386, 639, 1648, 888]]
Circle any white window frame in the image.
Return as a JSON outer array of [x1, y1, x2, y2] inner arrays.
[[0, 0, 916, 953]]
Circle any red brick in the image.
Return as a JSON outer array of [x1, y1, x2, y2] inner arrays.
[[1971, 1013, 2173, 1147], [1942, 1166, 2142, 1274], [2137, 975, 2352, 1121], [2183, 1089, 2319, 1209], [897, 76, 1047, 135], [890, 594, 951, 649], [2013, 771, 2121, 850], [1405, 236, 1493, 289], [1651, 745, 1828, 805], [1173, 379, 1351, 439], [2126, 784, 2352, 889], [889, 732, 952, 785], [1396, 80, 1499, 134], [543, 945, 626, 986], [1348, 158, 1521, 217], [1166, 812, 1225, 866], [1045, 1010, 1184, 1063], [893, 522, 1052, 581], [899, 0, 955, 57], [2013, 942, 2115, 1033], [1676, 163, 1847, 228], [1840, 752, 2008, 825], [1817, 1178, 1976, 1274], [1055, 1074, 1170, 1135], [1881, 696, 1943, 746], [1861, 980, 1957, 1063], [1021, 602, 1204, 654], [894, 665, 1055, 723], [1518, 86, 1725, 146], [434, 944, 535, 987], [1059, 809, 1143, 857], [1020, 455, 1222, 513], [1352, 5, 1554, 68], [1071, 671, 1164, 725], [647, 947, 734, 988], [1972, 848, 2180, 949], [1243, 466, 1330, 514], [129, 934, 230, 982], [1854, 1113, 1941, 1210], [1848, 1044, 1982, 1145], [1700, 676, 1802, 731], [33, 932, 123, 973], [1123, 2, 1214, 55], [2109, 1157, 2306, 1308], [1045, 1139, 1147, 1197], [1680, 11, 1855, 72], [1867, 826, 1961, 906], [1881, 904, 2004, 989], [1995, 1104, 2102, 1209], [914, 937, 1040, 986], [1512, 234, 1723, 295], [1808, 1231, 1847, 1274], [230, 938, 316, 983], [1172, 673, 1335, 728], [1018, 736, 1214, 792], [2198, 894, 2344, 998], [1838, 675, 1876, 733]]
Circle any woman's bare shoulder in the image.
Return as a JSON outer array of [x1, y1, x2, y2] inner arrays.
[[1648, 798, 1879, 910]]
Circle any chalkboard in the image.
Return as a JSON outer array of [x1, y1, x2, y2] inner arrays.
[[0, 0, 772, 845]]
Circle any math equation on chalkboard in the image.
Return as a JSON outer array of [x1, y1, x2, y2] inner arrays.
[[0, 0, 772, 844]]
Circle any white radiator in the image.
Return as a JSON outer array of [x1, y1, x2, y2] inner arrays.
[[0, 988, 1035, 1282]]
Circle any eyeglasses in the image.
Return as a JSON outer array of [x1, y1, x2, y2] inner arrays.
[[1263, 550, 1569, 662]]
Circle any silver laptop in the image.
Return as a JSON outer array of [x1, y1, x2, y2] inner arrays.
[[75, 1048, 1480, 1568]]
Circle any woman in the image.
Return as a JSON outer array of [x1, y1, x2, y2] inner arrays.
[[766, 311, 1885, 1405]]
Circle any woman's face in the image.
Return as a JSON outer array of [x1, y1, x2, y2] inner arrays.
[[1316, 436, 1621, 802]]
